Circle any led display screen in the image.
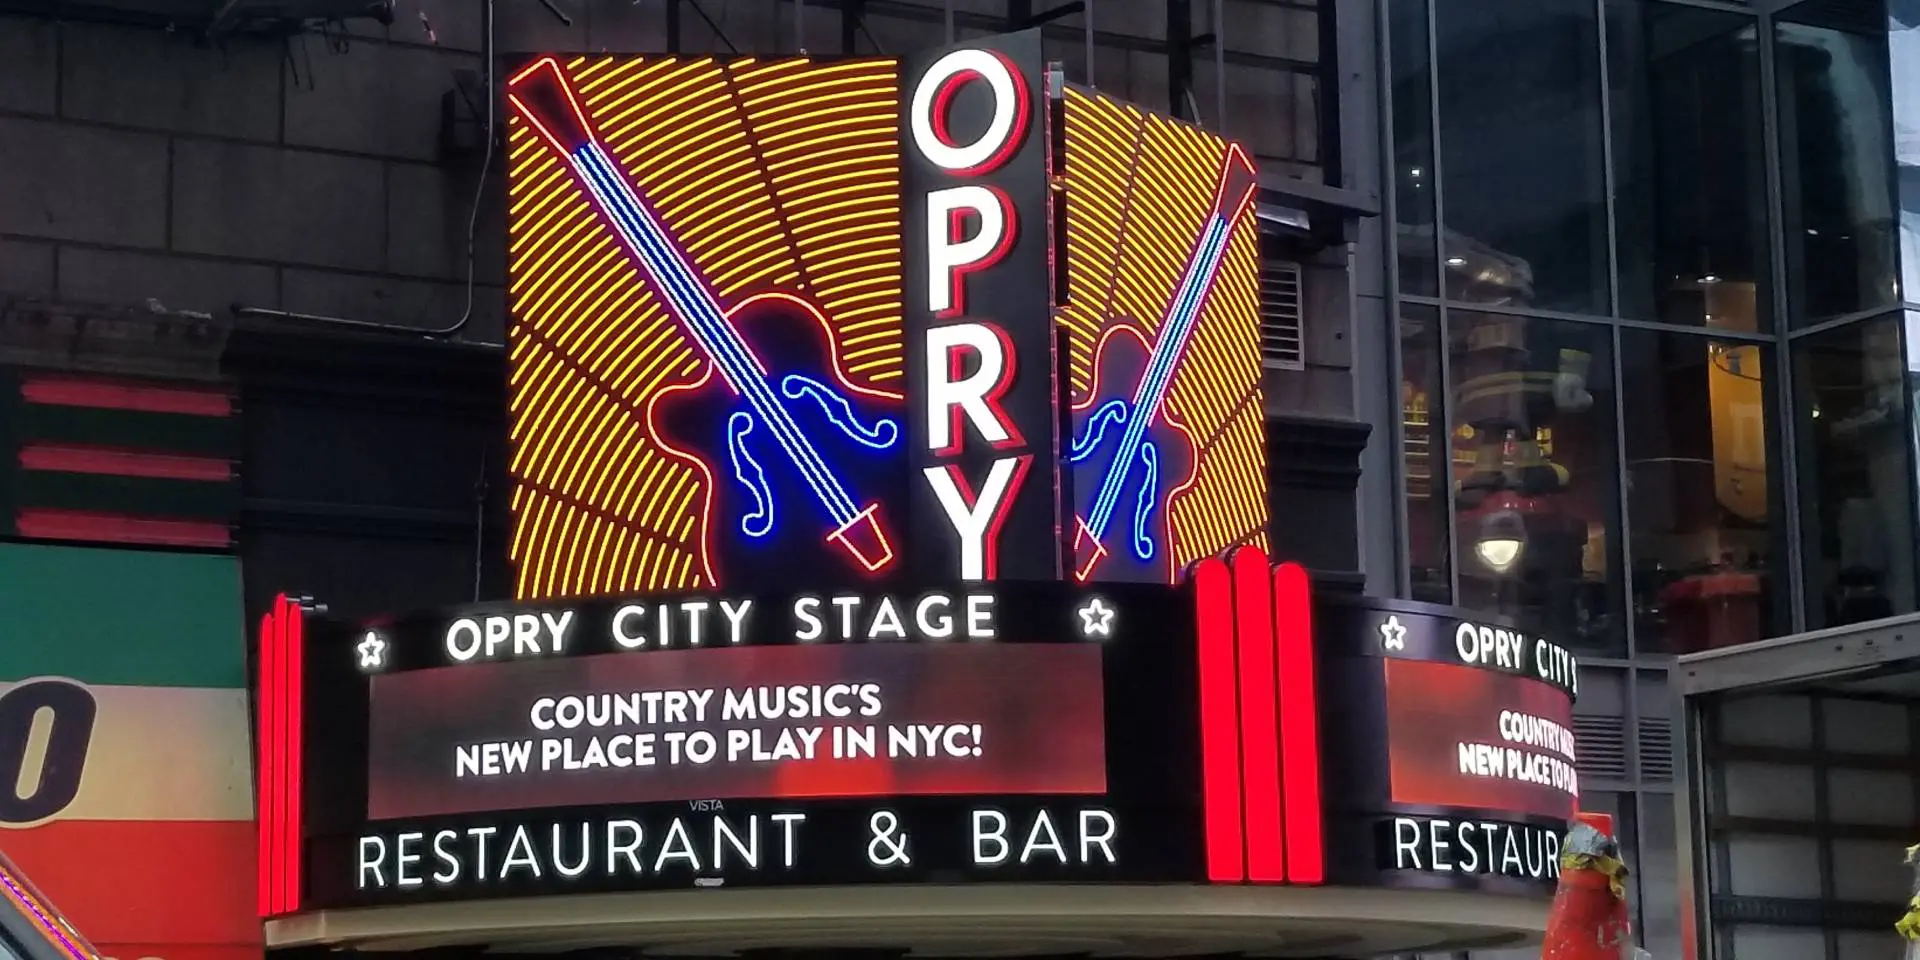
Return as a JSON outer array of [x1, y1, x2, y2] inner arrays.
[[1311, 596, 1580, 892], [366, 642, 1106, 820], [1383, 658, 1577, 821]]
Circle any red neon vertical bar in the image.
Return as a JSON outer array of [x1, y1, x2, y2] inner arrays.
[[273, 596, 292, 915], [1274, 562, 1325, 884], [1232, 548, 1284, 882], [1193, 556, 1244, 882], [255, 607, 277, 918], [284, 597, 304, 912]]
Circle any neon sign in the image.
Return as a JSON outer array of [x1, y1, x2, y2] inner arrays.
[[504, 40, 1268, 596], [903, 36, 1060, 584], [1057, 88, 1269, 584], [508, 58, 901, 586], [1070, 144, 1259, 581], [505, 55, 909, 598]]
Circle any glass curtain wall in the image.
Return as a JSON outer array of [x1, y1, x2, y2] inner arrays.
[[1386, 0, 1915, 955]]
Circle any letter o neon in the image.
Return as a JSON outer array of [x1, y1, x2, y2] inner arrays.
[[909, 48, 1030, 174], [446, 619, 482, 661]]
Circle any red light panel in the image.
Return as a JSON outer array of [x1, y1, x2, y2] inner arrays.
[[1273, 560, 1325, 884], [255, 594, 303, 917], [1193, 548, 1326, 886], [1232, 547, 1284, 882]]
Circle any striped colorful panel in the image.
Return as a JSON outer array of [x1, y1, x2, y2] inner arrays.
[[0, 373, 238, 550], [506, 55, 903, 599], [1059, 88, 1269, 572], [0, 544, 257, 960]]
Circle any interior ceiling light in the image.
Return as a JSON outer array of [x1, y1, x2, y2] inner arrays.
[[1474, 509, 1527, 575]]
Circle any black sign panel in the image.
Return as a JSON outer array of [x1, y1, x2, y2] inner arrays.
[[901, 30, 1067, 583], [1314, 595, 1579, 895], [297, 581, 1204, 908]]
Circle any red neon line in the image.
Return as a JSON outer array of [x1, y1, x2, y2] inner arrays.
[[21, 376, 232, 417], [255, 606, 276, 918], [19, 443, 234, 481], [1193, 555, 1243, 882], [1233, 547, 1284, 882], [14, 509, 230, 548], [284, 595, 305, 912], [1274, 562, 1325, 884], [271, 595, 286, 915]]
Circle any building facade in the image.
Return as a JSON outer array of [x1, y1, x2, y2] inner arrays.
[[1377, 0, 1920, 955], [1, 0, 1915, 957]]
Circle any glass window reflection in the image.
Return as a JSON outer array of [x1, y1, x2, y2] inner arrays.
[[1449, 313, 1622, 653], [1621, 330, 1784, 654], [1401, 305, 1450, 602], [1775, 2, 1902, 323], [1434, 0, 1610, 314], [1610, 1, 1771, 330], [1391, 0, 1439, 297], [1894, 0, 1920, 302], [1794, 314, 1919, 628]]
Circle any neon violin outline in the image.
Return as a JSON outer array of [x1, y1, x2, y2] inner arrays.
[[1069, 142, 1259, 582], [508, 57, 901, 583]]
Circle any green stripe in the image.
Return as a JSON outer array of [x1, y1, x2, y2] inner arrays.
[[15, 471, 238, 522], [17, 405, 238, 458], [0, 543, 245, 688]]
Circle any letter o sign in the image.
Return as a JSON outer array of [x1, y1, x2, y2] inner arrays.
[[909, 48, 1030, 175]]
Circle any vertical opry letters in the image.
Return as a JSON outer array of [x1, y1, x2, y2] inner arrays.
[[904, 34, 1063, 582]]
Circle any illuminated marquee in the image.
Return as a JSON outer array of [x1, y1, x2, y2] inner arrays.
[[504, 36, 1265, 597]]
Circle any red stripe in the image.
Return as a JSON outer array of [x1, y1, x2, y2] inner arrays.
[[20, 443, 233, 481], [1232, 547, 1284, 882], [0, 820, 261, 946], [21, 376, 233, 417], [284, 596, 304, 913], [16, 509, 230, 548], [255, 607, 276, 919], [1193, 556, 1243, 883], [1274, 562, 1325, 884]]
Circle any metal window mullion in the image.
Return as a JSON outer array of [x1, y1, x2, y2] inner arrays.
[[1810, 695, 1840, 960], [1784, 303, 1909, 341], [1423, 0, 1460, 606], [1085, 0, 1095, 88], [1379, 0, 1414, 599], [1596, 0, 1621, 319], [1399, 295, 1780, 342], [1757, 7, 1809, 634], [1596, 0, 1640, 663], [1611, 322, 1639, 665], [1216, 0, 1228, 131]]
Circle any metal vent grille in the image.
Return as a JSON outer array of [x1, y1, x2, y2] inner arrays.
[[1261, 259, 1305, 371], [1638, 717, 1674, 782], [1574, 715, 1630, 781]]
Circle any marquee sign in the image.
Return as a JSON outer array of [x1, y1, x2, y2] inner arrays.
[[250, 30, 1584, 930], [254, 552, 1582, 917], [1312, 596, 1581, 893], [503, 34, 1264, 598], [258, 578, 1218, 911]]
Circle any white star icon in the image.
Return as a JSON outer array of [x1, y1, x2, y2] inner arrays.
[[1379, 615, 1408, 652], [356, 631, 387, 670], [1076, 597, 1117, 638]]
